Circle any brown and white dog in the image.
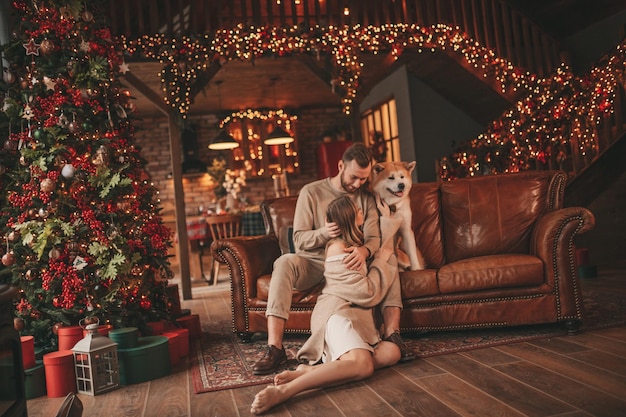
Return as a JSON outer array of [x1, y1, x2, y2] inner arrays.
[[370, 161, 425, 270]]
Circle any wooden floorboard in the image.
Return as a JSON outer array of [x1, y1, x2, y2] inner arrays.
[[427, 353, 575, 416], [26, 266, 626, 417]]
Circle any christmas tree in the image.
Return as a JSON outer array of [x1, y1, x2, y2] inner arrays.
[[0, 0, 175, 350]]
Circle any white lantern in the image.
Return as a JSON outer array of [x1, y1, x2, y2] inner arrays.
[[71, 324, 120, 395]]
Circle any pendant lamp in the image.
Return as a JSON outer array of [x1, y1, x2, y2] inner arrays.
[[209, 80, 239, 150], [264, 77, 294, 145], [209, 130, 239, 150], [265, 125, 294, 145]]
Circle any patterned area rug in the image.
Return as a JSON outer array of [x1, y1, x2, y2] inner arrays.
[[190, 290, 625, 393]]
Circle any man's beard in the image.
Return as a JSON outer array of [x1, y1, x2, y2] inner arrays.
[[340, 170, 357, 193]]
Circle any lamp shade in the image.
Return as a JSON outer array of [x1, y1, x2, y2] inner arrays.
[[264, 125, 294, 145], [208, 130, 239, 150]]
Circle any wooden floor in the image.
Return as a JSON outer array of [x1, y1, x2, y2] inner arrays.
[[26, 264, 626, 417]]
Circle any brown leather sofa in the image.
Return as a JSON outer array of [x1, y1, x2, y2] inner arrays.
[[212, 170, 595, 342]]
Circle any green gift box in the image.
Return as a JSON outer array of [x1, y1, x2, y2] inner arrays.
[[117, 336, 170, 385], [25, 362, 46, 399]]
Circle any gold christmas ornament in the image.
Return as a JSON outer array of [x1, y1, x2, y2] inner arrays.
[[2, 251, 16, 266], [40, 178, 56, 192], [25, 269, 37, 281], [40, 39, 54, 54], [7, 230, 20, 242], [48, 248, 61, 260], [2, 69, 15, 83], [82, 10, 94, 22]]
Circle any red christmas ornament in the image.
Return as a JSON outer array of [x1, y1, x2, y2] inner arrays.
[[139, 298, 152, 310]]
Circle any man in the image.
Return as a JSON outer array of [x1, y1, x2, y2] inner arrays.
[[252, 143, 415, 375]]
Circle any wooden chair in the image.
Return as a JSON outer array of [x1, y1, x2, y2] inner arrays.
[[205, 214, 242, 286]]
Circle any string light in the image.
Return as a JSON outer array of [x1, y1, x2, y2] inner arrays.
[[120, 23, 544, 117], [119, 24, 624, 180]]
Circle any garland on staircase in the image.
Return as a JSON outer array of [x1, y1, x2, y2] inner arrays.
[[438, 39, 626, 180]]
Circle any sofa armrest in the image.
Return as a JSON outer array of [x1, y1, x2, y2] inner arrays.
[[531, 206, 595, 319]]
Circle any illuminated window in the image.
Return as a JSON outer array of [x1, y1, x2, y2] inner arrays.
[[361, 98, 400, 162]]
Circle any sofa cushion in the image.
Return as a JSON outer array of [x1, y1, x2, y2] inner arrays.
[[437, 254, 544, 294], [399, 269, 440, 298], [440, 171, 557, 262]]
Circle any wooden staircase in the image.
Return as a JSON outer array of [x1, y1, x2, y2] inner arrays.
[[564, 132, 626, 207]]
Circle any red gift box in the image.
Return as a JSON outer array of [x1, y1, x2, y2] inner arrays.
[[20, 335, 36, 370]]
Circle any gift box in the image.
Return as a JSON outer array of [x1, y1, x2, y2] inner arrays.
[[117, 336, 171, 385], [20, 335, 36, 370], [108, 327, 139, 349], [57, 326, 83, 351], [24, 362, 46, 399], [165, 284, 182, 317], [162, 332, 182, 365], [43, 350, 76, 398], [175, 314, 201, 340], [145, 320, 165, 335], [165, 328, 189, 357]]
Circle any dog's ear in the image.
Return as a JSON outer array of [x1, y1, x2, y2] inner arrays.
[[372, 163, 385, 176], [404, 161, 416, 173]]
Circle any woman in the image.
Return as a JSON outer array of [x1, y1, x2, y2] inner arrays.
[[251, 195, 403, 414]]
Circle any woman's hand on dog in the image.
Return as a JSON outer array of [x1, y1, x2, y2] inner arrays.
[[375, 194, 393, 218]]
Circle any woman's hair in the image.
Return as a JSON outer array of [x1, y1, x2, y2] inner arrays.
[[326, 196, 364, 247]]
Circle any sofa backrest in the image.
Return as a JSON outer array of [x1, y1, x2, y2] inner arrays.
[[409, 182, 445, 268], [260, 196, 298, 254], [438, 170, 566, 262], [261, 171, 567, 265]]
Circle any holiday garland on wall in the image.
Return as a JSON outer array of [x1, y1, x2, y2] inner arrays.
[[0, 0, 175, 349], [119, 22, 543, 117], [121, 21, 625, 180]]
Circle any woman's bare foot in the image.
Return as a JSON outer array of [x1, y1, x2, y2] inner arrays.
[[274, 363, 314, 385], [250, 385, 289, 415]]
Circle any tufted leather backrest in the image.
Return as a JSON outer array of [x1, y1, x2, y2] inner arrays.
[[409, 182, 445, 269], [439, 171, 566, 263], [260, 196, 298, 255]]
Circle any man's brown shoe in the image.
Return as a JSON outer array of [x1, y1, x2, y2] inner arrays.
[[384, 331, 416, 362], [252, 345, 287, 375]]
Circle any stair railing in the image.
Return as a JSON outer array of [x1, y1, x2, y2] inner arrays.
[[106, 0, 563, 76]]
